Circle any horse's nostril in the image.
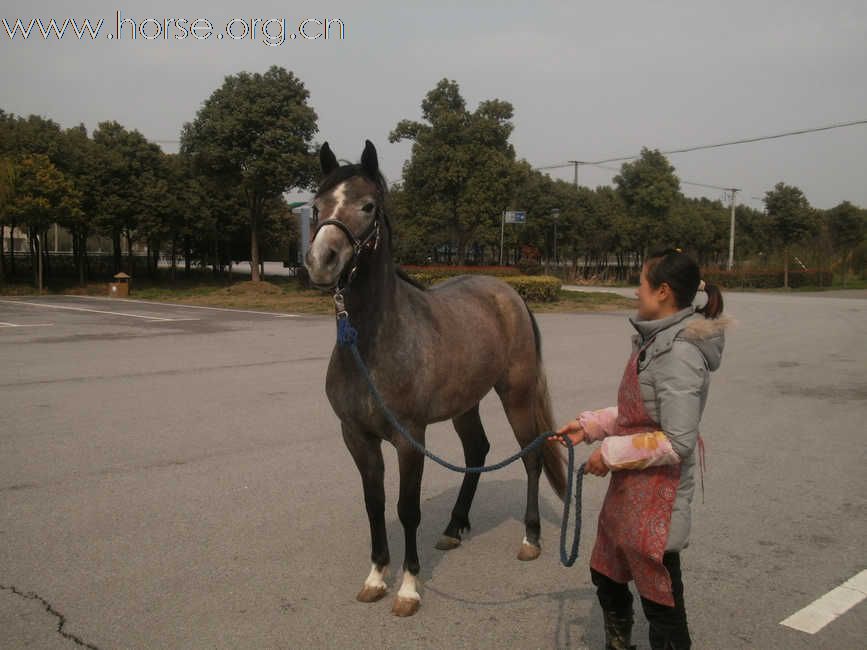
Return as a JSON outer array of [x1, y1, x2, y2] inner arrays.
[[324, 248, 337, 266]]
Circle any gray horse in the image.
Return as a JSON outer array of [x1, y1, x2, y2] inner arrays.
[[304, 140, 567, 617]]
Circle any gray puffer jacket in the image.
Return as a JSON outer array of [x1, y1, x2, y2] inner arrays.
[[628, 305, 731, 552]]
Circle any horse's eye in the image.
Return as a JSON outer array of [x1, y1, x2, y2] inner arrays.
[[362, 202, 375, 213]]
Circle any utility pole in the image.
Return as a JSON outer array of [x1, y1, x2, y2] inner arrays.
[[499, 211, 505, 265], [551, 208, 560, 264], [567, 161, 582, 188], [727, 188, 739, 270]]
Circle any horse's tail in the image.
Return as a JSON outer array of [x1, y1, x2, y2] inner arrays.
[[526, 304, 568, 502]]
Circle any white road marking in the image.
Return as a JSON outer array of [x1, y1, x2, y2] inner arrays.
[[0, 322, 54, 328], [0, 300, 199, 322], [70, 295, 300, 318], [780, 569, 867, 634]]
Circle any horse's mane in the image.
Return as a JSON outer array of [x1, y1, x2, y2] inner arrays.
[[395, 265, 428, 291]]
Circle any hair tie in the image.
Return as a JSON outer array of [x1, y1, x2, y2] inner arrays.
[[698, 280, 706, 292]]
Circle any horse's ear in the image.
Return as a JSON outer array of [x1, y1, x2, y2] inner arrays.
[[320, 142, 339, 176], [360, 139, 379, 176]]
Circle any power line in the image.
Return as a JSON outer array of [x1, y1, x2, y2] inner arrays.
[[584, 161, 733, 192], [535, 118, 867, 170]]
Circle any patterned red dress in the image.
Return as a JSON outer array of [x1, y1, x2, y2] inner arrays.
[[589, 340, 682, 607]]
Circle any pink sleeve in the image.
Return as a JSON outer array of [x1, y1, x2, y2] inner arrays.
[[600, 431, 681, 471], [577, 406, 618, 442]]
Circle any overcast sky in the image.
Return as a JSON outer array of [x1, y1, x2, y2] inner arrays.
[[2, 1, 865, 209]]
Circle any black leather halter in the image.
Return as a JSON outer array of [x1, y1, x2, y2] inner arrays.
[[309, 204, 382, 297]]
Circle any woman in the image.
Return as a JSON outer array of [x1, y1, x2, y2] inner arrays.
[[554, 249, 732, 650]]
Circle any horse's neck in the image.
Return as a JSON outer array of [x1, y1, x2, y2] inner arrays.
[[342, 247, 401, 347]]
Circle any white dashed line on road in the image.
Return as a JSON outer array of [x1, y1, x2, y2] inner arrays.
[[0, 322, 54, 328], [70, 295, 301, 317], [0, 300, 199, 322], [780, 569, 867, 634]]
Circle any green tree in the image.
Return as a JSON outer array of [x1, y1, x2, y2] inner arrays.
[[0, 112, 68, 279], [180, 66, 319, 281], [667, 197, 729, 266], [92, 121, 165, 274], [826, 201, 866, 286], [5, 154, 81, 289], [613, 148, 682, 259], [734, 204, 773, 263], [0, 156, 17, 279], [763, 182, 815, 288], [56, 124, 100, 284], [389, 79, 519, 264]]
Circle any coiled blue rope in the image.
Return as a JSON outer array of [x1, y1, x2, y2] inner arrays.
[[337, 315, 585, 567]]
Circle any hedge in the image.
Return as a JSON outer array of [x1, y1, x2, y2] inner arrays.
[[503, 275, 562, 301], [702, 269, 834, 289], [400, 264, 520, 280], [406, 270, 562, 302]]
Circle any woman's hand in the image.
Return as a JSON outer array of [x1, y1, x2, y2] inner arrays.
[[552, 419, 585, 447], [585, 448, 610, 477]]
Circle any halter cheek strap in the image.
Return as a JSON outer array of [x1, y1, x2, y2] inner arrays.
[[310, 207, 382, 302]]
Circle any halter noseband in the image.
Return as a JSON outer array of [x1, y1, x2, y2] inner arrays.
[[310, 204, 383, 316]]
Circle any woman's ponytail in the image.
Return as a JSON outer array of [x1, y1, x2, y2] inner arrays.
[[645, 249, 725, 318], [697, 282, 724, 319]]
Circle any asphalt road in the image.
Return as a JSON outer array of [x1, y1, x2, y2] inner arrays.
[[1, 290, 864, 649]]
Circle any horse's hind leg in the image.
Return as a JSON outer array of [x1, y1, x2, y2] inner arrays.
[[497, 385, 544, 561], [436, 404, 491, 551], [341, 424, 390, 603]]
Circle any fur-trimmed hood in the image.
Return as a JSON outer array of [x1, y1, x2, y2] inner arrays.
[[630, 307, 735, 372], [678, 313, 735, 341], [678, 313, 734, 371]]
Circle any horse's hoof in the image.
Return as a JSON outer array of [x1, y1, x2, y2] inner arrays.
[[517, 541, 541, 561], [435, 535, 462, 551], [391, 596, 421, 617], [356, 585, 388, 603]]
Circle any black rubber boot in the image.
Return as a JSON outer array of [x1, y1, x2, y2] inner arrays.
[[649, 623, 691, 650], [602, 609, 636, 650]]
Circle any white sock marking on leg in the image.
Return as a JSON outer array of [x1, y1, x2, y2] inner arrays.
[[397, 572, 420, 601], [363, 563, 387, 590]]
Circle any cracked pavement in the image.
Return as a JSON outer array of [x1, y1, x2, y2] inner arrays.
[[1, 292, 865, 648]]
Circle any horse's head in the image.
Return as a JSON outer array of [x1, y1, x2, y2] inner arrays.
[[304, 140, 389, 290]]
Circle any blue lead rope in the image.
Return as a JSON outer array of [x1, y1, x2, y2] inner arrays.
[[336, 315, 585, 567]]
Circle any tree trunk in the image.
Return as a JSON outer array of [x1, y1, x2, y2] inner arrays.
[[112, 232, 121, 275], [183, 235, 191, 275], [125, 231, 134, 276], [30, 228, 43, 291], [170, 233, 177, 282], [71, 231, 78, 282], [783, 249, 789, 289], [250, 204, 261, 282], [0, 225, 6, 279], [42, 228, 50, 280], [77, 232, 86, 286], [842, 249, 849, 288], [8, 224, 14, 277], [29, 230, 36, 287]]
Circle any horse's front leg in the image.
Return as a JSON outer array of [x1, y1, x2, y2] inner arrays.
[[341, 423, 390, 603], [392, 429, 426, 617]]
